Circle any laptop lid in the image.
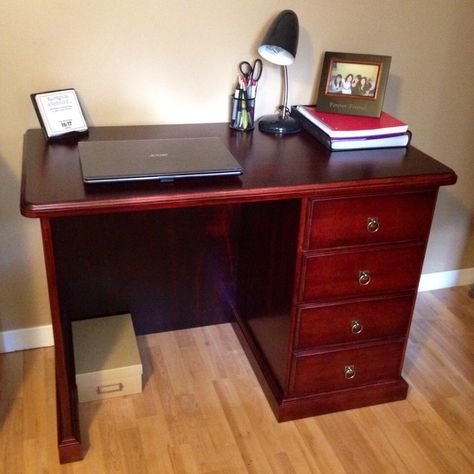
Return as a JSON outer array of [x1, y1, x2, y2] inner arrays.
[[79, 137, 243, 183]]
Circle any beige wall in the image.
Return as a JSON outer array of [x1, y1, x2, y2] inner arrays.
[[1, 0, 473, 331]]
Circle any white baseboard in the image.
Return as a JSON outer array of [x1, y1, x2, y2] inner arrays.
[[1, 268, 473, 353], [418, 267, 474, 292], [0, 324, 54, 354]]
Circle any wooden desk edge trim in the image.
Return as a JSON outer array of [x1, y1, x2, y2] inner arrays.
[[20, 172, 457, 218]]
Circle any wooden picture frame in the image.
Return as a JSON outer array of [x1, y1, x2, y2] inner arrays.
[[316, 52, 391, 118]]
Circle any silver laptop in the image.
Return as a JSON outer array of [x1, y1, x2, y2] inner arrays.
[[79, 137, 243, 184]]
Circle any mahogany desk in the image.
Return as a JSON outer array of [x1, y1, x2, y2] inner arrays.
[[21, 123, 456, 463]]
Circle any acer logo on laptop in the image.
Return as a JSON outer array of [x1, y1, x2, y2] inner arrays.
[[148, 153, 169, 158]]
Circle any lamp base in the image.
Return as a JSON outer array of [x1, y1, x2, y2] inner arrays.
[[258, 114, 301, 135]]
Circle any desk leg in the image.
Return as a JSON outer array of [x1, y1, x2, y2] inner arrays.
[[41, 218, 83, 463]]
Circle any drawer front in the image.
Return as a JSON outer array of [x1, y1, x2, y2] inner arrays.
[[301, 245, 425, 301], [306, 191, 437, 250], [296, 295, 414, 349], [291, 341, 404, 396]]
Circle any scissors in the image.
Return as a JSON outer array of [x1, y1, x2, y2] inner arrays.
[[239, 59, 263, 85]]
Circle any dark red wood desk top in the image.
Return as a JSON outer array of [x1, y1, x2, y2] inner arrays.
[[21, 123, 457, 218]]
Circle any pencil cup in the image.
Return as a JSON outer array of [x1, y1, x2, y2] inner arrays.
[[230, 96, 255, 132]]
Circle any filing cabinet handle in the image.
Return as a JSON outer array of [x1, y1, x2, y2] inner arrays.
[[344, 365, 356, 379], [351, 319, 363, 334], [358, 270, 371, 285], [367, 217, 380, 233]]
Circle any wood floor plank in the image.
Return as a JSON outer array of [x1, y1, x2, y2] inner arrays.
[[404, 390, 474, 471], [316, 410, 393, 474], [294, 419, 346, 474], [429, 394, 474, 451], [0, 285, 473, 473]]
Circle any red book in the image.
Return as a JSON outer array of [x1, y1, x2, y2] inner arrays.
[[296, 105, 408, 138]]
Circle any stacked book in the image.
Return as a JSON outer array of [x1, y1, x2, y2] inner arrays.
[[292, 105, 411, 151]]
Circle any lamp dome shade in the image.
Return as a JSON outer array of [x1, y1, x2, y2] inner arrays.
[[258, 10, 299, 66]]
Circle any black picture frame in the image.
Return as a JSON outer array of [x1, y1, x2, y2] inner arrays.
[[316, 52, 391, 118], [31, 88, 89, 140]]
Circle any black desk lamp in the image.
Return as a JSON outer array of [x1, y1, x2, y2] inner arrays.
[[258, 10, 301, 134]]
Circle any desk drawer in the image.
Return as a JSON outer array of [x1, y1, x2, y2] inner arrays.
[[306, 191, 436, 250], [296, 295, 413, 349], [301, 245, 425, 301], [291, 341, 404, 396]]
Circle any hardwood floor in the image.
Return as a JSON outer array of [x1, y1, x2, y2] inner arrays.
[[1, 286, 473, 473]]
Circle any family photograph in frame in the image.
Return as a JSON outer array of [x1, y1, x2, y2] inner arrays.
[[316, 52, 391, 118]]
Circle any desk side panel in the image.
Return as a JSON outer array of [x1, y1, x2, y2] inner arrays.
[[236, 199, 301, 389]]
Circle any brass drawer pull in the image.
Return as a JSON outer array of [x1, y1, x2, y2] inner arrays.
[[344, 365, 356, 379], [367, 217, 380, 233], [351, 319, 363, 334], [358, 270, 371, 285]]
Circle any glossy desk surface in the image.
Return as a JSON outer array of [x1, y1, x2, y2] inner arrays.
[[21, 123, 456, 218]]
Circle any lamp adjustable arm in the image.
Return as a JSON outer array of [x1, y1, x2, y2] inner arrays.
[[279, 66, 289, 120]]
